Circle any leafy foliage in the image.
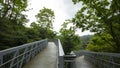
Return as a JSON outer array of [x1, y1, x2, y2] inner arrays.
[[59, 20, 81, 54], [80, 35, 93, 49], [86, 34, 115, 52], [34, 7, 56, 39], [35, 7, 55, 29], [0, 0, 28, 50], [0, 1, 56, 50], [0, 0, 28, 23], [0, 18, 28, 50], [29, 22, 57, 40], [72, 0, 120, 52]]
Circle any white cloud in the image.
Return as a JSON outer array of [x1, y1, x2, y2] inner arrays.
[[25, 0, 93, 36]]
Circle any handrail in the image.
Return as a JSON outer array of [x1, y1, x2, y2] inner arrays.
[[0, 39, 48, 68], [53, 39, 65, 56], [74, 50, 120, 68], [53, 39, 65, 68], [58, 39, 64, 56]]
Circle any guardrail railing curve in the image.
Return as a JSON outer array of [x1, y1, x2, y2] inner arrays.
[[0, 39, 48, 68], [74, 50, 120, 68]]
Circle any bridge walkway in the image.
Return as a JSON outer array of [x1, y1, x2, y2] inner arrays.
[[23, 42, 58, 68], [75, 56, 96, 68]]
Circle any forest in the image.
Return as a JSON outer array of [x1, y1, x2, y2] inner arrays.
[[0, 0, 120, 54], [0, 0, 57, 50]]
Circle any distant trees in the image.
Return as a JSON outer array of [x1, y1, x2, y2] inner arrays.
[[34, 7, 56, 39], [72, 0, 120, 52], [25, 7, 57, 42], [86, 34, 114, 52], [80, 35, 93, 49], [35, 7, 55, 29], [59, 20, 81, 54], [0, 0, 56, 50], [0, 0, 28, 50]]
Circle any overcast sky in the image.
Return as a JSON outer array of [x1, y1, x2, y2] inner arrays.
[[25, 0, 93, 36]]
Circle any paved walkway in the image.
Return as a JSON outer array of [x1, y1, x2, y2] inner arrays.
[[23, 42, 58, 68], [75, 56, 96, 68]]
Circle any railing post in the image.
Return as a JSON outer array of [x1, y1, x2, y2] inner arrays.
[[28, 46, 33, 62], [63, 55, 76, 68], [54, 39, 65, 68], [19, 47, 28, 68], [10, 50, 19, 68], [0, 55, 3, 66], [59, 56, 64, 68]]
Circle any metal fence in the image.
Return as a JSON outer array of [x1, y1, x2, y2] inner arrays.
[[56, 39, 76, 68], [74, 50, 120, 68], [0, 39, 48, 68], [54, 39, 65, 68]]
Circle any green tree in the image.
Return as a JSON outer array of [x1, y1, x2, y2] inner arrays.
[[59, 21, 81, 54], [80, 35, 93, 49], [86, 34, 114, 52], [72, 0, 120, 52], [35, 7, 55, 29], [0, 18, 28, 50], [35, 7, 55, 39], [0, 0, 28, 23], [25, 22, 41, 42], [0, 0, 28, 50]]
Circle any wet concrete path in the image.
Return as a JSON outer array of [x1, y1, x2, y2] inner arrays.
[[23, 42, 58, 68], [75, 56, 96, 68]]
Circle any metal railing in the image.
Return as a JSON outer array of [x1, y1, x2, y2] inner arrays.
[[55, 39, 76, 68], [0, 39, 48, 68], [74, 50, 120, 68], [53, 39, 65, 68]]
